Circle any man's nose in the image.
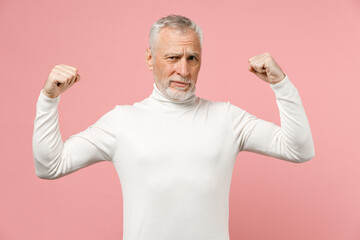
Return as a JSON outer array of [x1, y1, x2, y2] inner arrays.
[[175, 58, 190, 78]]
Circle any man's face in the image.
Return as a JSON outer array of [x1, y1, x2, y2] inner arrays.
[[146, 27, 202, 101]]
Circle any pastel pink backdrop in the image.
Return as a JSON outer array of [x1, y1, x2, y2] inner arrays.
[[1, 0, 359, 239]]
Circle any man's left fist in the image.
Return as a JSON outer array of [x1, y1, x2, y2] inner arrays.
[[248, 52, 285, 84]]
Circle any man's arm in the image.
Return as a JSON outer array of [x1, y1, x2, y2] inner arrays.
[[228, 53, 315, 163], [228, 74, 315, 163], [32, 64, 117, 179]]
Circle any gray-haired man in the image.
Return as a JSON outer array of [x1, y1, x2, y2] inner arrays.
[[33, 14, 315, 240]]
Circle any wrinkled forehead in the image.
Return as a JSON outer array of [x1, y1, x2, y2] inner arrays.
[[156, 27, 201, 53]]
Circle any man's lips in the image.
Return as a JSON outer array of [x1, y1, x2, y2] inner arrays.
[[171, 81, 189, 87]]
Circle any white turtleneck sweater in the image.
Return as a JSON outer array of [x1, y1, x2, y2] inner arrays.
[[33, 74, 315, 240]]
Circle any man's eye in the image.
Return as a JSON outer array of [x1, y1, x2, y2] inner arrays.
[[168, 56, 178, 60], [188, 56, 197, 61]]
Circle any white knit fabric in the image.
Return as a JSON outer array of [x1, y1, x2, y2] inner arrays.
[[33, 74, 315, 240]]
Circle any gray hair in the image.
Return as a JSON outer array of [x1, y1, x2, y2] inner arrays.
[[149, 15, 203, 55]]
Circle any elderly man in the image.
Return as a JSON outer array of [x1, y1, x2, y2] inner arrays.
[[33, 15, 315, 240]]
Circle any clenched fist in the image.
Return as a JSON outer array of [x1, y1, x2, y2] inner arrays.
[[42, 64, 80, 98], [248, 53, 285, 84]]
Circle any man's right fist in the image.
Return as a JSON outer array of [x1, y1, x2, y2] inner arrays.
[[42, 64, 80, 98]]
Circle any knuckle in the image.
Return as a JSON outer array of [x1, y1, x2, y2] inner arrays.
[[54, 65, 64, 72]]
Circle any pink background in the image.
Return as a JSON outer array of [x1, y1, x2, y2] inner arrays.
[[1, 0, 359, 239]]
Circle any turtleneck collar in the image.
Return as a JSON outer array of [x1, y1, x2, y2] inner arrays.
[[146, 82, 199, 110]]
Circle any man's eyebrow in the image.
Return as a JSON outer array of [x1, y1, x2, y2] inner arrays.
[[163, 51, 200, 57], [164, 52, 182, 57]]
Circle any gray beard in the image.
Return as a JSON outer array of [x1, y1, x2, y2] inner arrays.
[[156, 79, 196, 101], [164, 84, 196, 101]]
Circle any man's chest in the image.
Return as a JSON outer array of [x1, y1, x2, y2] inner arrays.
[[118, 112, 227, 160], [113, 109, 237, 168], [111, 108, 238, 196]]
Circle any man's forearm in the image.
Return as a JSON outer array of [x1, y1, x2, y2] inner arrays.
[[269, 75, 315, 162], [32, 91, 64, 179]]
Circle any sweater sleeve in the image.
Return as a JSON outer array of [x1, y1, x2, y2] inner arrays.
[[228, 75, 315, 163], [32, 91, 118, 179]]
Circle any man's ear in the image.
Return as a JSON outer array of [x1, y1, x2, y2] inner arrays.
[[145, 48, 153, 71]]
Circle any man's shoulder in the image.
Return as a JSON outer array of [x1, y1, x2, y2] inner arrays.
[[199, 96, 249, 117], [198, 96, 231, 109], [109, 101, 152, 115]]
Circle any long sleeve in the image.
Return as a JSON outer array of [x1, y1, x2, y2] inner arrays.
[[32, 91, 118, 179], [228, 75, 315, 163]]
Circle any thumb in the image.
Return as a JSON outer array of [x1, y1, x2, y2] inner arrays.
[[75, 73, 81, 83], [249, 66, 268, 81]]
